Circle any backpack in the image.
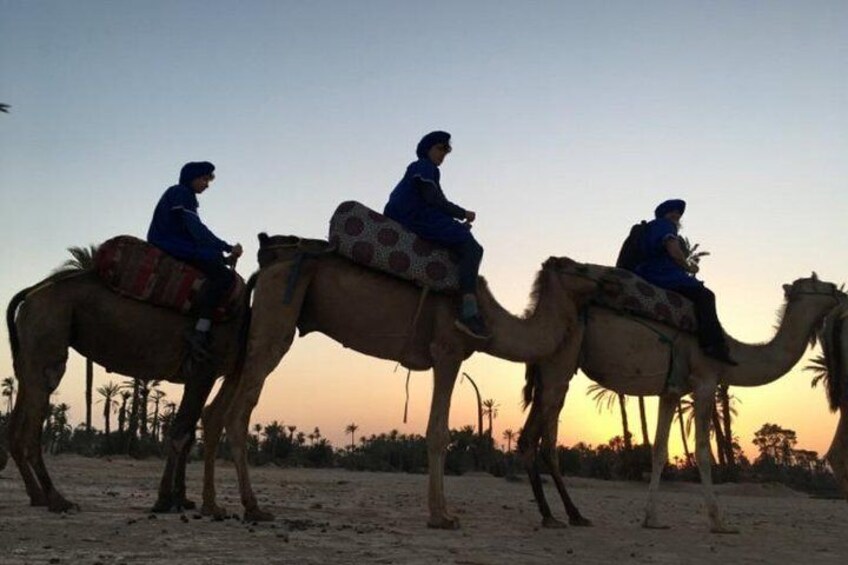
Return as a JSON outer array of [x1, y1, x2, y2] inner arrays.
[[615, 220, 648, 271]]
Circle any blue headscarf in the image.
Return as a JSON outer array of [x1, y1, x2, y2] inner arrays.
[[654, 199, 686, 219], [179, 161, 215, 186], [415, 131, 451, 159]]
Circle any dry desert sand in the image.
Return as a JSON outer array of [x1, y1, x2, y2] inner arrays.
[[1, 455, 847, 564]]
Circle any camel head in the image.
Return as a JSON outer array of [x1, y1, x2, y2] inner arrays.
[[781, 274, 846, 305]]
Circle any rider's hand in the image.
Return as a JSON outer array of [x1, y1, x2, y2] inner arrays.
[[464, 210, 476, 223], [687, 263, 700, 274], [231, 243, 243, 258]]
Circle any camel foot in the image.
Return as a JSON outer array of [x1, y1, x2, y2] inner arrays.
[[427, 514, 461, 530], [47, 493, 80, 514], [201, 502, 229, 520], [150, 495, 179, 513], [243, 506, 275, 522], [180, 497, 197, 510], [542, 516, 568, 529], [568, 515, 593, 527], [710, 525, 739, 535]]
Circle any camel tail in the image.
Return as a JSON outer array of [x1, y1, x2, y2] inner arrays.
[[6, 285, 31, 375], [522, 363, 541, 411], [233, 271, 259, 377], [4, 269, 93, 376]]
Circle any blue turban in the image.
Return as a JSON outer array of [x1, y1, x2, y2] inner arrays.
[[415, 131, 451, 159], [654, 199, 686, 219], [179, 161, 215, 186]]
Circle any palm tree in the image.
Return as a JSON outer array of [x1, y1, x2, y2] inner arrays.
[[122, 379, 141, 451], [263, 421, 284, 458], [84, 359, 95, 431], [481, 399, 499, 438], [287, 425, 297, 443], [715, 384, 739, 468], [49, 403, 72, 454], [502, 428, 515, 452], [138, 380, 154, 438], [675, 398, 693, 465], [117, 390, 132, 436], [2, 376, 15, 415], [345, 423, 359, 450], [587, 383, 632, 450], [96, 381, 120, 436], [53, 245, 99, 433], [677, 390, 737, 467], [461, 372, 485, 438], [150, 388, 166, 442], [637, 396, 651, 448]]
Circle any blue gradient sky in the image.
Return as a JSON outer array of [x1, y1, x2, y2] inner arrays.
[[1, 1, 846, 456]]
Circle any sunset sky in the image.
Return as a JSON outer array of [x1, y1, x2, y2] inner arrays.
[[1, 1, 846, 460]]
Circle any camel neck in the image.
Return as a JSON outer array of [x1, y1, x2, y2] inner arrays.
[[477, 269, 574, 362], [723, 295, 837, 387]]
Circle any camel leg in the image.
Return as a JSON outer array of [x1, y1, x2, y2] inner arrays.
[[221, 261, 313, 522], [538, 333, 589, 527], [225, 323, 300, 522], [692, 383, 736, 533], [200, 375, 239, 518], [517, 360, 558, 525], [11, 359, 78, 512], [825, 406, 848, 502], [643, 393, 677, 529], [541, 414, 591, 527], [152, 364, 218, 513], [425, 344, 462, 529], [518, 395, 559, 527], [7, 383, 48, 506]]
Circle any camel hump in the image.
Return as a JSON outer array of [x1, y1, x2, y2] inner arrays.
[[328, 201, 460, 292], [94, 235, 245, 320]]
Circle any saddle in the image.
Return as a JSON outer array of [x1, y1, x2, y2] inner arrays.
[[586, 265, 698, 333], [94, 235, 245, 321], [328, 201, 461, 292]]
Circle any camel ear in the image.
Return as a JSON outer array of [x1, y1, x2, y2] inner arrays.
[[811, 271, 818, 281], [258, 232, 269, 246], [783, 284, 791, 296]]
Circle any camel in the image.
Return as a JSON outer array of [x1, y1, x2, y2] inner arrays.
[[517, 274, 846, 532], [819, 302, 848, 499], [4, 266, 263, 513], [197, 235, 607, 527]]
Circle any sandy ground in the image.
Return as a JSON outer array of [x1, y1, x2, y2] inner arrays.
[[1, 455, 847, 564]]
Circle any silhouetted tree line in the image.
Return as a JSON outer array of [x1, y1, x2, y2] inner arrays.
[[0, 373, 839, 497]]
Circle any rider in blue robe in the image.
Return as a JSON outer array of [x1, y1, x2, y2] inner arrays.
[[635, 199, 736, 365], [384, 131, 488, 340]]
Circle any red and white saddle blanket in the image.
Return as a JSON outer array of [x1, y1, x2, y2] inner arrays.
[[328, 201, 461, 292], [94, 235, 245, 321], [583, 264, 698, 333]]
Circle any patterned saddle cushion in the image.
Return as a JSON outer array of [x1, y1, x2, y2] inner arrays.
[[586, 265, 698, 333], [328, 201, 460, 292], [94, 235, 245, 321]]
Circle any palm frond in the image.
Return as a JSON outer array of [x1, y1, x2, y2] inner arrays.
[[805, 355, 828, 390], [51, 244, 100, 277]]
